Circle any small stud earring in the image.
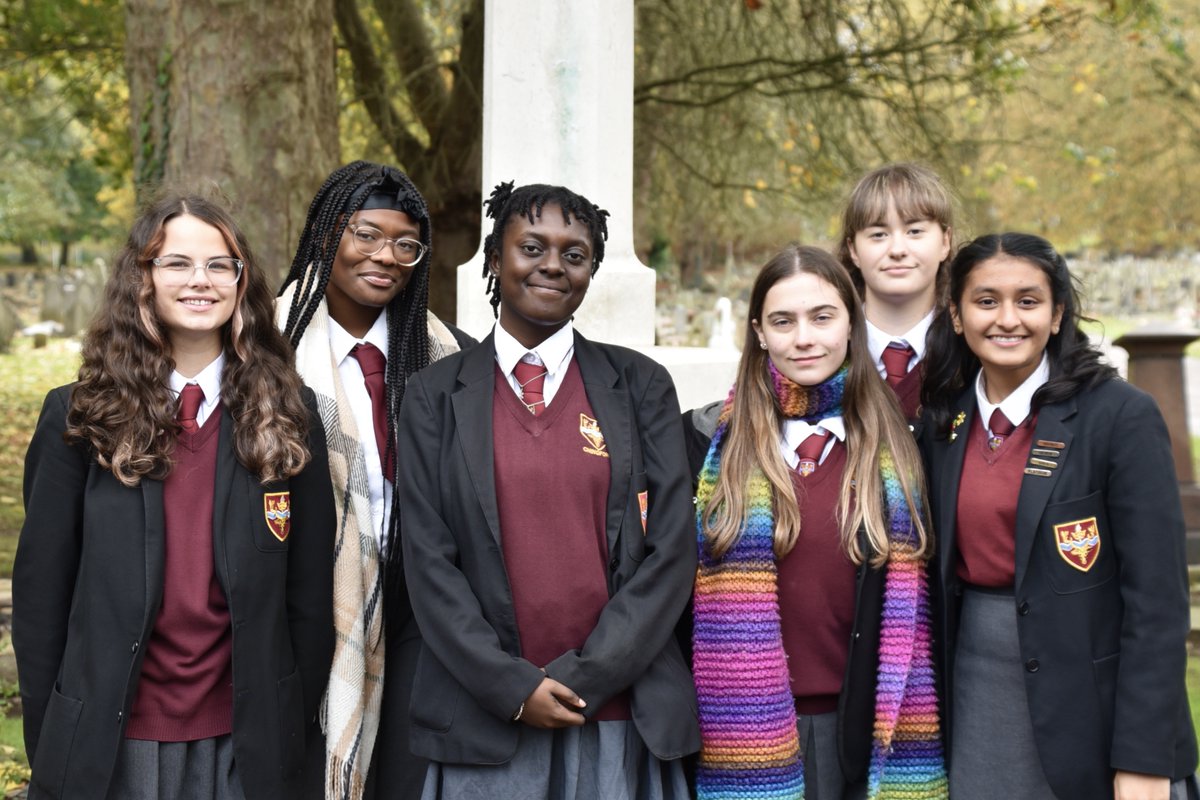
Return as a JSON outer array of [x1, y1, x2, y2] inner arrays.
[[759, 341, 767, 350]]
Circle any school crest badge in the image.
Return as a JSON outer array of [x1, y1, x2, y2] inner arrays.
[[1054, 517, 1100, 572], [265, 492, 291, 542], [580, 414, 608, 458]]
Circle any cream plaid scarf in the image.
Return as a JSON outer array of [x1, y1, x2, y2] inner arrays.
[[276, 283, 461, 799]]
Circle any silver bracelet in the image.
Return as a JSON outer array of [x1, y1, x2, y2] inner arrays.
[[511, 701, 525, 722]]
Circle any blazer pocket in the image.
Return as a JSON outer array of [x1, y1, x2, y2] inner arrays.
[[276, 669, 306, 778], [1042, 491, 1116, 594], [251, 476, 291, 553], [624, 471, 649, 563], [30, 686, 84, 799], [409, 646, 460, 733]]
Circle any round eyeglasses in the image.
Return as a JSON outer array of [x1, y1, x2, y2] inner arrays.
[[347, 223, 426, 267], [152, 256, 244, 286]]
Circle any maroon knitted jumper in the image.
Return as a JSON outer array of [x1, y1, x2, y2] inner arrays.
[[492, 361, 629, 720], [127, 406, 233, 741], [778, 440, 857, 714], [954, 413, 1036, 588]]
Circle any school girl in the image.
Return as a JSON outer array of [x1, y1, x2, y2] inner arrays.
[[920, 232, 1198, 800], [14, 193, 335, 800], [685, 245, 946, 799], [396, 182, 699, 799], [837, 163, 953, 421], [276, 161, 475, 800]]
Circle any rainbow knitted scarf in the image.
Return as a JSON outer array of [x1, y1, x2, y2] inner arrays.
[[693, 362, 946, 799]]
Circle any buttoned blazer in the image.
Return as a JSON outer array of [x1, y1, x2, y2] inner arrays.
[[682, 402, 886, 784], [920, 378, 1197, 800], [397, 332, 700, 765], [14, 385, 336, 800]]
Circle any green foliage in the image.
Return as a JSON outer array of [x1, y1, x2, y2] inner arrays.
[[0, 338, 81, 576], [0, 0, 130, 251]]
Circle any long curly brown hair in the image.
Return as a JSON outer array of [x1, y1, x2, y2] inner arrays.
[[66, 193, 311, 486]]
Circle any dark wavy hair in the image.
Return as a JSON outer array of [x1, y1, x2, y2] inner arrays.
[[480, 181, 609, 317], [922, 232, 1117, 434], [66, 192, 311, 486]]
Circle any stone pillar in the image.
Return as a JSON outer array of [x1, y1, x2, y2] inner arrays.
[[1113, 324, 1200, 563], [456, 0, 654, 347]]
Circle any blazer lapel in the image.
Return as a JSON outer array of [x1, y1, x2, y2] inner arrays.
[[1013, 398, 1076, 590], [935, 391, 975, 587], [453, 333, 503, 545], [573, 334, 630, 554], [141, 477, 166, 633], [212, 409, 239, 595]]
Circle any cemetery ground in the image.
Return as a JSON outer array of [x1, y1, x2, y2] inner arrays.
[[0, 280, 1199, 792]]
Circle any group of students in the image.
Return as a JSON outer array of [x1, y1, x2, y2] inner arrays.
[[12, 158, 1198, 800]]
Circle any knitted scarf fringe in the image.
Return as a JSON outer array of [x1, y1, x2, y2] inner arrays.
[[693, 363, 947, 799]]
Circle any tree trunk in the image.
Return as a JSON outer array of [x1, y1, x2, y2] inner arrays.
[[424, 187, 482, 323], [126, 0, 339, 284], [19, 243, 37, 265]]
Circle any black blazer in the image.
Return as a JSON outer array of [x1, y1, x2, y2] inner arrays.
[[397, 332, 700, 765], [14, 385, 336, 800], [920, 378, 1197, 800], [682, 402, 884, 784]]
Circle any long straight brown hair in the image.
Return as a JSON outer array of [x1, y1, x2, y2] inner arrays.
[[67, 193, 311, 486], [701, 244, 931, 565]]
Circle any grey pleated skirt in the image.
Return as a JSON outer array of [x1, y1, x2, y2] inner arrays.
[[949, 588, 1057, 799], [106, 735, 245, 800], [419, 720, 688, 800]]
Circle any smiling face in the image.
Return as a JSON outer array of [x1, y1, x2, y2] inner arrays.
[[848, 198, 950, 310], [752, 271, 851, 387], [951, 254, 1064, 401], [152, 214, 238, 358], [490, 202, 593, 349], [325, 208, 421, 337]]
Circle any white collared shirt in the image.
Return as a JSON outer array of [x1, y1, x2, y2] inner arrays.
[[865, 311, 934, 379], [169, 353, 225, 429], [779, 416, 847, 470], [493, 322, 576, 408], [329, 310, 393, 550], [974, 353, 1050, 435]]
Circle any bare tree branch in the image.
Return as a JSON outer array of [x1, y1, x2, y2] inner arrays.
[[371, 0, 448, 132], [334, 0, 424, 167]]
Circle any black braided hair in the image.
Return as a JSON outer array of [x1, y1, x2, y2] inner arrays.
[[480, 181, 610, 317], [279, 160, 433, 584]]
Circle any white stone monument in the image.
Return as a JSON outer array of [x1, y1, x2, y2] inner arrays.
[[457, 0, 738, 408]]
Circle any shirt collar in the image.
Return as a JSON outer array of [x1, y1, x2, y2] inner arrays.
[[974, 352, 1050, 431], [493, 321, 575, 377], [329, 309, 389, 366], [782, 415, 846, 451], [169, 352, 225, 401], [865, 310, 934, 371]]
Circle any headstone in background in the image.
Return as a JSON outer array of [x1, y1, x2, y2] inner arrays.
[[0, 297, 19, 353], [41, 268, 103, 338], [1113, 324, 1200, 564]]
